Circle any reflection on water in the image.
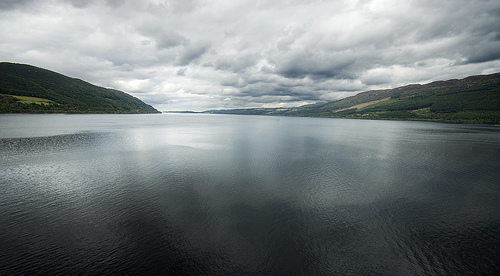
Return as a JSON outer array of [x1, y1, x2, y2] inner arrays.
[[1, 114, 499, 275]]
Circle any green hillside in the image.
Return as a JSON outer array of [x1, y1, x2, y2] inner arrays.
[[206, 73, 500, 124], [0, 62, 159, 114]]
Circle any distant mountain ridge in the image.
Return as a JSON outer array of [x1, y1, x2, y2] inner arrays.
[[0, 62, 159, 114], [205, 73, 500, 124]]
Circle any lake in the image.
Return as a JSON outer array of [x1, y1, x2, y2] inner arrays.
[[1, 114, 499, 275]]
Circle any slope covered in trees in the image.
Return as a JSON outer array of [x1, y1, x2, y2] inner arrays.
[[206, 73, 500, 124], [0, 62, 159, 114]]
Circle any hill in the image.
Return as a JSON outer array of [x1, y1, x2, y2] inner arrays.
[[0, 62, 159, 114], [205, 73, 500, 124]]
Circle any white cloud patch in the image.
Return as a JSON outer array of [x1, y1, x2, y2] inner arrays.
[[1, 0, 499, 111]]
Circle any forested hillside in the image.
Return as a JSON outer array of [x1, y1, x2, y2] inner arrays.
[[206, 73, 500, 124], [0, 62, 159, 114]]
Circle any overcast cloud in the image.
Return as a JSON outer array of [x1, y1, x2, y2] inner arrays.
[[1, 0, 499, 111]]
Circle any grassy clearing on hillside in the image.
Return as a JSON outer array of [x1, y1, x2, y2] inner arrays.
[[0, 94, 54, 105], [335, 97, 391, 112]]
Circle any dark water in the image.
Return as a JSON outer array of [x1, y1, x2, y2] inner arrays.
[[1, 114, 499, 275]]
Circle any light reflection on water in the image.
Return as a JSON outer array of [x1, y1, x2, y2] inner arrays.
[[0, 114, 499, 275]]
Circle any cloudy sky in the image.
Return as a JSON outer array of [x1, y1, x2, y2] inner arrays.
[[1, 0, 499, 111]]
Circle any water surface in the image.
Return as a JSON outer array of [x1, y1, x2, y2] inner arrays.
[[1, 114, 499, 275]]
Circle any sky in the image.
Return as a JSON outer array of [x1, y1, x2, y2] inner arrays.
[[1, 0, 500, 111]]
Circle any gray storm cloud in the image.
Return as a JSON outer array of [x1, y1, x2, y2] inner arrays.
[[1, 0, 499, 111]]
